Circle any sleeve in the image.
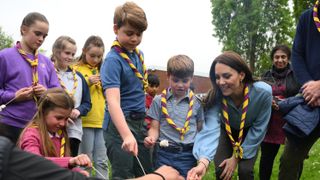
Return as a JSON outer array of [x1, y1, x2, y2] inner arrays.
[[193, 105, 221, 161], [0, 53, 16, 104], [101, 56, 121, 91], [147, 95, 162, 121], [76, 72, 92, 116], [19, 128, 43, 156], [291, 11, 312, 85], [7, 147, 88, 180], [241, 92, 272, 159]]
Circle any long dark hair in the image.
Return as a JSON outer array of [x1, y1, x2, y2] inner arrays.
[[204, 51, 254, 109]]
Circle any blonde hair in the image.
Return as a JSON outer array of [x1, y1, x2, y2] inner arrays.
[[167, 54, 194, 78], [51, 36, 76, 63], [19, 88, 74, 157], [114, 1, 148, 33]]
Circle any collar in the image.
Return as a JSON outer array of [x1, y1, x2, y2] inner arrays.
[[166, 88, 192, 101]]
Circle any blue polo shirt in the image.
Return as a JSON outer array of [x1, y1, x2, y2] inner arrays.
[[101, 47, 146, 129]]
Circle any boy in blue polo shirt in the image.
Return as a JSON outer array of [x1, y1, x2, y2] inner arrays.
[[100, 2, 152, 179], [144, 54, 204, 178]]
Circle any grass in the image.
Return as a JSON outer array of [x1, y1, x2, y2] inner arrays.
[[202, 140, 320, 180]]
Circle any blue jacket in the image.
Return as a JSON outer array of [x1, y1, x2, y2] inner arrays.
[[278, 95, 319, 138]]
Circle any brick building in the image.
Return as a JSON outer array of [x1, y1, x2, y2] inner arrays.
[[147, 67, 212, 95]]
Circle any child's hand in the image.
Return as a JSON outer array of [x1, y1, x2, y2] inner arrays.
[[144, 136, 156, 148], [187, 163, 207, 180], [122, 134, 138, 156], [32, 84, 47, 97], [88, 75, 100, 85], [70, 109, 80, 120], [15, 87, 34, 102], [69, 154, 92, 168]]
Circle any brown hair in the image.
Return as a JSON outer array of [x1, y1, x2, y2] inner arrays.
[[167, 54, 194, 79], [19, 88, 74, 157], [51, 36, 76, 63], [78, 35, 105, 69], [270, 44, 291, 60], [204, 51, 254, 109], [20, 12, 49, 35], [114, 2, 148, 33]]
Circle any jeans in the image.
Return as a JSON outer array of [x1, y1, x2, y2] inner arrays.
[[156, 147, 196, 178], [80, 128, 109, 179]]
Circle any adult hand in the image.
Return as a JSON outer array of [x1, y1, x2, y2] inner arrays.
[[155, 165, 184, 180], [187, 163, 206, 180], [144, 136, 156, 148], [219, 155, 239, 180], [70, 109, 80, 120], [32, 84, 47, 97], [15, 87, 34, 102], [69, 154, 92, 168], [88, 75, 100, 85], [122, 134, 138, 156], [302, 80, 320, 106]]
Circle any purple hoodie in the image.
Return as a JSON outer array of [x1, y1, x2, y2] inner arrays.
[[0, 46, 60, 128]]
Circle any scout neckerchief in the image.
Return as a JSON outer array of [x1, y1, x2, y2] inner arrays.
[[222, 84, 249, 159], [16, 42, 39, 103], [85, 63, 101, 88], [111, 40, 148, 91], [16, 42, 39, 86], [314, 0, 320, 32], [161, 88, 194, 140], [57, 129, 65, 157], [55, 66, 78, 98]]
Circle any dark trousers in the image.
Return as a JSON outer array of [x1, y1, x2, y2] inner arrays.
[[214, 128, 257, 180], [279, 123, 320, 180], [104, 117, 152, 179], [0, 123, 22, 143], [0, 136, 100, 180], [69, 138, 81, 157], [259, 142, 280, 180]]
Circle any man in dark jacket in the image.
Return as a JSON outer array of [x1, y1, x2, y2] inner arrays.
[[279, 1, 320, 179]]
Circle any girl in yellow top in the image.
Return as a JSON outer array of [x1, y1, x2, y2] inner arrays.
[[74, 35, 108, 179]]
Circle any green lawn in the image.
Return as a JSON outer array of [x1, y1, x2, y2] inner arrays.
[[203, 140, 320, 180]]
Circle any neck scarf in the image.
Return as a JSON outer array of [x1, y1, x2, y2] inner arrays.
[[313, 0, 320, 32], [111, 40, 148, 91], [57, 129, 65, 157], [85, 63, 101, 87], [222, 84, 249, 159], [161, 88, 194, 140], [16, 42, 39, 86], [55, 66, 78, 98]]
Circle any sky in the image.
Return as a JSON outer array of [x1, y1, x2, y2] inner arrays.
[[0, 0, 222, 76]]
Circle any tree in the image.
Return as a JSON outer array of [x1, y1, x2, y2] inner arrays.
[[293, 0, 313, 24], [211, 0, 294, 75], [0, 27, 13, 50]]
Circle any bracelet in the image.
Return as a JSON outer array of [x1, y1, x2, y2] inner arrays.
[[150, 172, 165, 180], [198, 160, 208, 169]]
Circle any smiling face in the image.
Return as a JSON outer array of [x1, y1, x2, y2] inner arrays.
[[273, 49, 289, 69], [215, 62, 245, 97], [21, 20, 48, 53], [44, 107, 71, 134], [168, 75, 193, 98], [56, 42, 77, 70], [114, 23, 143, 51]]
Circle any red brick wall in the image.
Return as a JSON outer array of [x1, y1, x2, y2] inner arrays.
[[147, 69, 212, 94]]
